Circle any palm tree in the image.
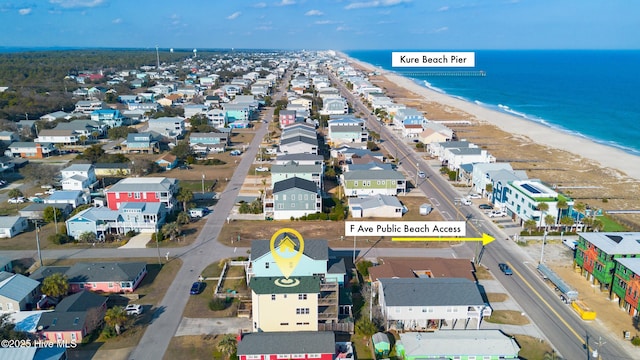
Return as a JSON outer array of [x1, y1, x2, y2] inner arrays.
[[559, 216, 574, 232], [176, 188, 194, 212], [537, 202, 549, 229], [556, 199, 569, 221], [573, 202, 587, 222], [104, 306, 130, 336], [544, 214, 556, 231], [216, 334, 237, 359], [41, 273, 69, 299], [161, 221, 181, 242], [524, 219, 537, 235]]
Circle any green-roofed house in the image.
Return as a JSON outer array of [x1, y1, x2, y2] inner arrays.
[[340, 169, 406, 197], [249, 276, 321, 332]]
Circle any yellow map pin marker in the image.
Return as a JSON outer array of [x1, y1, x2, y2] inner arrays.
[[270, 228, 304, 279]]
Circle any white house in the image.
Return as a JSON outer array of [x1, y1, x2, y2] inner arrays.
[[349, 194, 404, 218], [0, 216, 29, 239], [60, 164, 97, 191]]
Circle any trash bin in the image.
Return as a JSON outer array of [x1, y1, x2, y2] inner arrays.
[[624, 331, 631, 340]]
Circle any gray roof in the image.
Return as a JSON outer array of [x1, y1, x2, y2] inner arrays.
[[578, 232, 640, 255], [280, 136, 318, 146], [379, 278, 484, 306], [37, 291, 107, 332], [346, 162, 393, 171], [62, 164, 93, 172], [349, 194, 402, 210], [271, 163, 322, 174], [399, 330, 520, 357], [46, 190, 83, 201], [343, 170, 405, 181], [30, 262, 145, 283], [438, 141, 472, 149], [330, 125, 363, 133], [273, 177, 318, 194], [616, 257, 640, 275], [107, 177, 176, 193], [251, 238, 328, 261], [275, 153, 324, 164], [0, 272, 40, 301], [327, 257, 346, 275], [237, 331, 335, 356], [55, 290, 107, 312], [19, 203, 72, 214], [0, 216, 25, 229], [68, 207, 119, 222]]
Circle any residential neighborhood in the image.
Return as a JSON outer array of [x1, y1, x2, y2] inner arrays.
[[0, 48, 638, 360]]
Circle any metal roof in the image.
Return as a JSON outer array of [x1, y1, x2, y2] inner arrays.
[[379, 278, 484, 307], [238, 331, 335, 356]]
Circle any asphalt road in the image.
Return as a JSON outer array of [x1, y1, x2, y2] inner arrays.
[[325, 68, 632, 360]]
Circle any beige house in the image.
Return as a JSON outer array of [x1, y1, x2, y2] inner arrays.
[[290, 97, 312, 110], [418, 123, 454, 145], [250, 276, 320, 332]]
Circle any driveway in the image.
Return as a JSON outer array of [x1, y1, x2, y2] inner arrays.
[[119, 233, 152, 249], [175, 317, 251, 336]]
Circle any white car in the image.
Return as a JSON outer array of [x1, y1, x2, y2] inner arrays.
[[125, 304, 143, 316], [255, 167, 269, 172], [461, 198, 472, 206], [489, 210, 507, 218], [417, 171, 426, 178], [8, 197, 25, 204], [45, 189, 56, 195], [467, 193, 482, 199]]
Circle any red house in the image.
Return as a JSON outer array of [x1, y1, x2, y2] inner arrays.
[[104, 177, 178, 211], [237, 331, 335, 360], [30, 262, 148, 294], [36, 291, 107, 344]]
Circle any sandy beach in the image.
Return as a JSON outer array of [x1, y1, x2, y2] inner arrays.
[[337, 51, 640, 228], [342, 53, 640, 181]]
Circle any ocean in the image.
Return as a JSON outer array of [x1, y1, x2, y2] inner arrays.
[[345, 50, 640, 156]]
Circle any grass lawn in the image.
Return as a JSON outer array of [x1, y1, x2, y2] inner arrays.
[[512, 334, 555, 360], [351, 335, 375, 360], [598, 214, 629, 232], [475, 265, 494, 280], [486, 292, 508, 303], [486, 310, 530, 325], [164, 334, 235, 360], [181, 281, 241, 319]]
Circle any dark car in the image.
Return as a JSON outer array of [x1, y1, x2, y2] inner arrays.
[[190, 281, 205, 295], [478, 203, 494, 210], [498, 263, 513, 275]]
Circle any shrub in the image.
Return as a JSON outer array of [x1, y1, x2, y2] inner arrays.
[[101, 325, 117, 339], [209, 298, 231, 311], [356, 260, 373, 277], [125, 230, 137, 238], [49, 233, 70, 245], [632, 336, 640, 346]]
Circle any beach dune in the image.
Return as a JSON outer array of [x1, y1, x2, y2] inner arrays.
[[341, 52, 640, 181]]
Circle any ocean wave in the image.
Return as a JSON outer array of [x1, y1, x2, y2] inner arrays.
[[422, 80, 446, 94]]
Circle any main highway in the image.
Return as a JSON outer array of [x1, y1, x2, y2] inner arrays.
[[325, 66, 632, 360]]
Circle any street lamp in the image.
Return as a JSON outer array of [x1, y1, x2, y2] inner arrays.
[[201, 173, 205, 194], [33, 220, 43, 267]]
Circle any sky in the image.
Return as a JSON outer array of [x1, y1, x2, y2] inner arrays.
[[1, 0, 638, 50]]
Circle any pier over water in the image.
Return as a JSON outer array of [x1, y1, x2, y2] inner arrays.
[[398, 70, 486, 77]]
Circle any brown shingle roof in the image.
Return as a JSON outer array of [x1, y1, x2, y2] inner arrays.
[[368, 257, 476, 282]]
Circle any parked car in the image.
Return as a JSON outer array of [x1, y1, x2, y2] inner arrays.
[[125, 304, 143, 316], [489, 210, 507, 218], [28, 196, 44, 203], [478, 204, 494, 210], [45, 189, 56, 195], [230, 150, 242, 156], [498, 263, 513, 275], [190, 281, 205, 295], [8, 197, 25, 204], [255, 167, 269, 172], [417, 171, 426, 178], [467, 193, 482, 199], [461, 198, 472, 206]]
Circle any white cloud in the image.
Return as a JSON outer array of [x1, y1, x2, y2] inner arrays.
[[227, 11, 241, 20], [276, 0, 296, 6], [19, 8, 32, 15], [345, 0, 410, 10], [336, 26, 350, 31], [305, 9, 323, 16], [253, 2, 267, 7], [315, 20, 336, 25], [112, 18, 122, 24], [437, 6, 449, 12], [429, 26, 448, 33], [49, 0, 105, 8]]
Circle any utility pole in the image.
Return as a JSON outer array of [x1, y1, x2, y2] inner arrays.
[[155, 227, 161, 265], [592, 336, 605, 359], [540, 231, 548, 264], [201, 173, 205, 194], [34, 221, 43, 267]]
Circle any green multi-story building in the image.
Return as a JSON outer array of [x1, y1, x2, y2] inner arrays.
[[574, 232, 640, 292], [340, 169, 406, 197], [611, 257, 640, 317]]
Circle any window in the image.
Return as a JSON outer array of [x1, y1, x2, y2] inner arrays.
[[246, 356, 261, 360], [283, 194, 287, 201], [296, 308, 310, 314], [134, 192, 141, 199], [271, 294, 276, 300], [292, 354, 306, 359], [128, 192, 133, 197], [354, 181, 358, 186], [308, 354, 322, 359], [298, 194, 303, 200], [278, 204, 284, 209], [279, 322, 289, 326], [276, 355, 291, 359], [265, 262, 270, 269], [299, 294, 307, 300], [108, 282, 113, 288]]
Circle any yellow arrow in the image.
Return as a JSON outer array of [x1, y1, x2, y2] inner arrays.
[[392, 233, 495, 246]]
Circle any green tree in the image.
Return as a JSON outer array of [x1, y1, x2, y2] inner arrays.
[[573, 202, 587, 222], [559, 216, 575, 232], [216, 334, 237, 359], [170, 140, 193, 161], [356, 260, 373, 278], [537, 202, 549, 229], [19, 163, 61, 186], [78, 144, 105, 163], [544, 214, 556, 230], [355, 318, 378, 338], [176, 188, 194, 212], [43, 206, 64, 223], [523, 219, 537, 235], [556, 199, 569, 220], [79, 135, 88, 145], [176, 212, 191, 225], [0, 314, 30, 341], [41, 273, 69, 299], [161, 222, 181, 242], [104, 306, 130, 336], [108, 126, 137, 140]]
